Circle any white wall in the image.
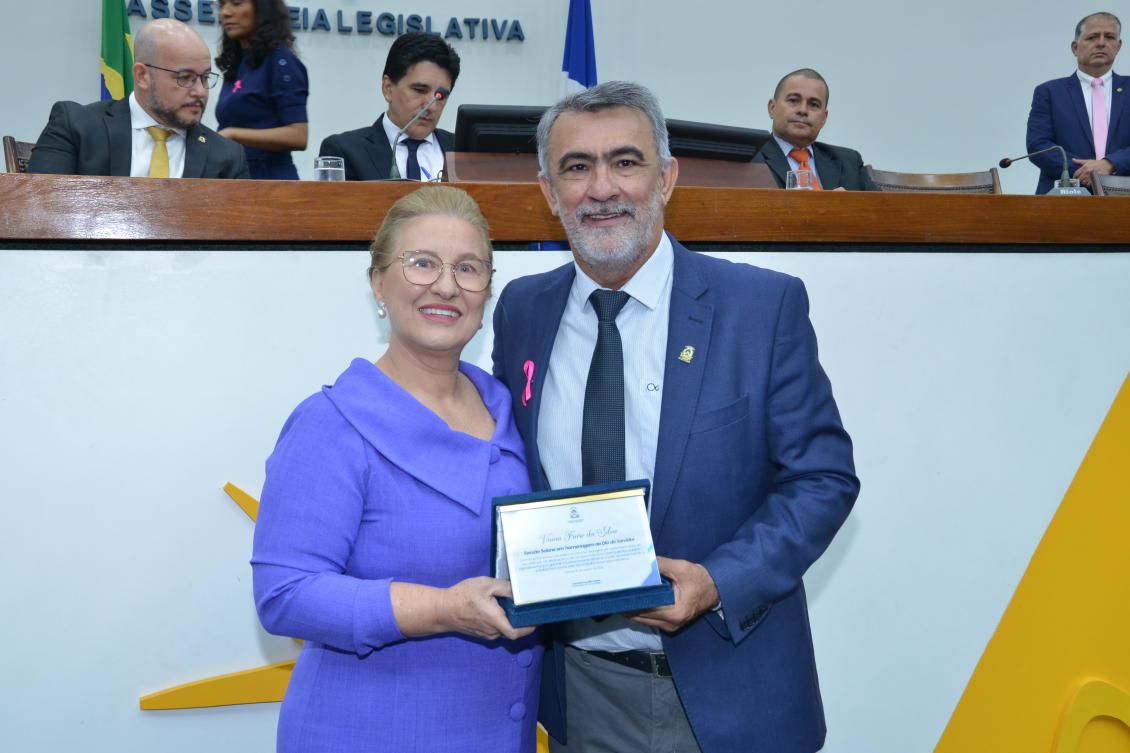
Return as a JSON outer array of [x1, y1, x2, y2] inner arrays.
[[1, 0, 1102, 192], [1, 246, 1128, 752]]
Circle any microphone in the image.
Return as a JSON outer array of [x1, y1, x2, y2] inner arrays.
[[387, 87, 451, 180], [999, 145, 1082, 194]]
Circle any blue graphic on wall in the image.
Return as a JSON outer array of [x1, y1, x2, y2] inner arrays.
[[124, 1, 525, 41]]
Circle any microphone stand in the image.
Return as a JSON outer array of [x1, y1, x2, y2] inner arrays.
[[388, 88, 449, 180], [999, 145, 1089, 195]]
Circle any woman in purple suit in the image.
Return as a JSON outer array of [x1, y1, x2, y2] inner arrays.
[[215, 0, 308, 179], [252, 186, 542, 752]]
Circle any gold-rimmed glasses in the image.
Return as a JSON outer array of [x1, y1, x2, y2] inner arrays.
[[397, 251, 493, 292]]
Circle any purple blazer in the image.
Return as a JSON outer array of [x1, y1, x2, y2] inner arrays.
[[252, 359, 542, 753]]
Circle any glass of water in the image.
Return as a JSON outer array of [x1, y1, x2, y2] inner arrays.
[[314, 156, 345, 181], [786, 169, 815, 190]]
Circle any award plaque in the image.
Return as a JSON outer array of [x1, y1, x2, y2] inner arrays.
[[491, 479, 675, 627]]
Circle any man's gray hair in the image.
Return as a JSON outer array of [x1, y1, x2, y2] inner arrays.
[[1075, 11, 1121, 40], [536, 81, 672, 177]]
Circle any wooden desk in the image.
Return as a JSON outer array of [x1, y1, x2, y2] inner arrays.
[[1, 174, 1127, 247]]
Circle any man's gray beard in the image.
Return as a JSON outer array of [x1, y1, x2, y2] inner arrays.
[[559, 186, 665, 280]]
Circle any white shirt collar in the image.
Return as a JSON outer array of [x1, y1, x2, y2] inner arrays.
[[381, 112, 439, 148], [1077, 68, 1114, 86], [128, 92, 186, 137], [571, 231, 674, 312]]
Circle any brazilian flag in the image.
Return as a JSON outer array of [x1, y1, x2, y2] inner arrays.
[[100, 0, 134, 100]]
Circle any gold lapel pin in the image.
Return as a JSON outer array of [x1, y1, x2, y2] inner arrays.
[[678, 345, 695, 364], [198, 135, 207, 143], [1118, 87, 1124, 93]]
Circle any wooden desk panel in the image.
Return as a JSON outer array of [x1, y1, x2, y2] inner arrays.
[[1, 174, 1127, 245]]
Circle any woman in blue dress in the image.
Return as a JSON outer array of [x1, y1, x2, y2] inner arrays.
[[215, 0, 308, 179], [253, 185, 543, 752]]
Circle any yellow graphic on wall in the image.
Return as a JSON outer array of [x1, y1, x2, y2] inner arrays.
[[935, 374, 1130, 753], [139, 484, 553, 753], [139, 483, 294, 710]]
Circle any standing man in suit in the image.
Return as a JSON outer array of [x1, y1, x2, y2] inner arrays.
[[318, 33, 459, 181], [753, 68, 876, 191], [28, 19, 248, 179], [492, 81, 859, 753], [1026, 12, 1127, 193]]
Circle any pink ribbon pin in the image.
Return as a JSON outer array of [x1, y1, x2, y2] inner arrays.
[[521, 360, 535, 407], [233, 80, 242, 93]]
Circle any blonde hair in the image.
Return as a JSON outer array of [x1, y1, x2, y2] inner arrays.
[[368, 186, 493, 284]]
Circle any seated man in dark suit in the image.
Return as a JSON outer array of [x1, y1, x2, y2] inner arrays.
[[1026, 12, 1127, 193], [318, 33, 459, 181], [29, 19, 248, 179], [753, 68, 876, 191]]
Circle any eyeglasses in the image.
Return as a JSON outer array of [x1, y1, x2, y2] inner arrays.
[[143, 63, 220, 90], [397, 252, 493, 292]]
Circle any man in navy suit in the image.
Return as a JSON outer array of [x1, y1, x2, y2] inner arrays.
[[28, 19, 247, 179], [752, 68, 876, 191], [1026, 11, 1128, 193], [492, 81, 859, 753], [318, 33, 458, 181]]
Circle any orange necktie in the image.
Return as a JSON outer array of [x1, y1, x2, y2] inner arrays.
[[788, 147, 823, 190]]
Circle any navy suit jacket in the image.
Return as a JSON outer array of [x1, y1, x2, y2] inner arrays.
[[753, 137, 878, 190], [28, 98, 249, 178], [317, 114, 454, 181], [491, 239, 859, 753], [1026, 71, 1130, 194]]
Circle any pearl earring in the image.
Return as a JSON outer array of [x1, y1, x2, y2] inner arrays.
[[376, 300, 388, 319]]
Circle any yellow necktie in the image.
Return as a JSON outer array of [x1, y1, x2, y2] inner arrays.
[[146, 126, 173, 178]]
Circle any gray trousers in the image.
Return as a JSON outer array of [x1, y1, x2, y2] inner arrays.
[[548, 645, 704, 753]]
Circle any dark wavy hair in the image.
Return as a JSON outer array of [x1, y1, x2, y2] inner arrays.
[[383, 32, 460, 87], [215, 0, 296, 80]]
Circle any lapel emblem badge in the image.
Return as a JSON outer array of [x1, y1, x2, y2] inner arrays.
[[678, 345, 695, 364], [198, 135, 206, 143]]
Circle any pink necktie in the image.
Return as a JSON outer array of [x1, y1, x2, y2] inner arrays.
[[1092, 77, 1108, 160]]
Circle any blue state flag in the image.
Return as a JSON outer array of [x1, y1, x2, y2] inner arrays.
[[561, 0, 597, 95]]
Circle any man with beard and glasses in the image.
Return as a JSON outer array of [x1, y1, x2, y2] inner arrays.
[[491, 81, 858, 753], [29, 19, 248, 178]]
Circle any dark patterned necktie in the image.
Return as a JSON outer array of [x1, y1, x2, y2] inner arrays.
[[582, 289, 631, 485], [404, 138, 425, 180]]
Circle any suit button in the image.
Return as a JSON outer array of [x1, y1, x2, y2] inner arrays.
[[517, 650, 533, 668], [509, 702, 526, 721], [489, 444, 502, 463]]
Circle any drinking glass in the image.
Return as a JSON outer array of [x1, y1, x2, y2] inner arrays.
[[786, 169, 814, 190], [313, 156, 345, 181]]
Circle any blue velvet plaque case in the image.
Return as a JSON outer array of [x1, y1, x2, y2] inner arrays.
[[491, 479, 675, 628]]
